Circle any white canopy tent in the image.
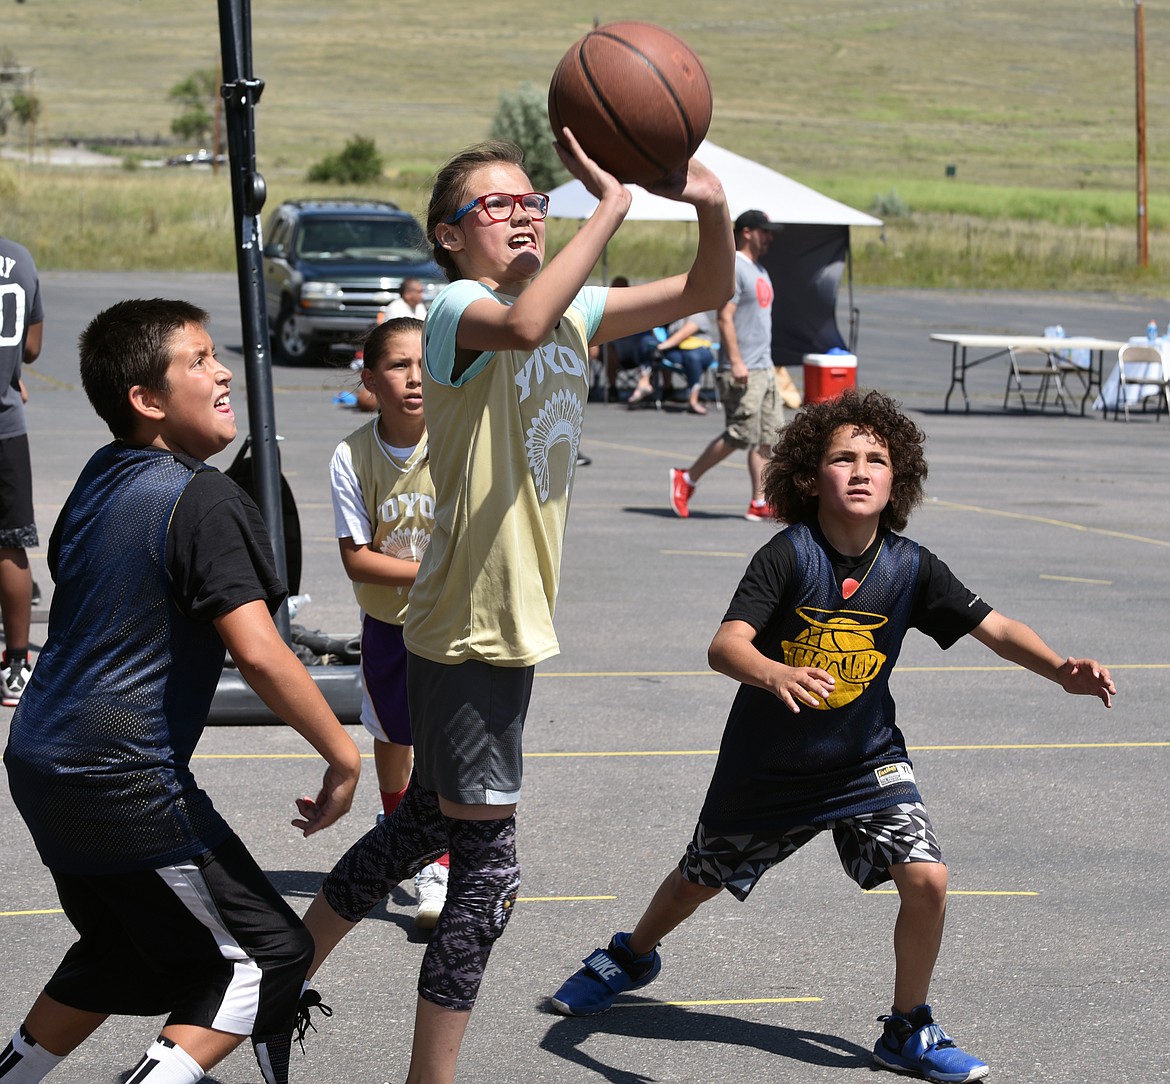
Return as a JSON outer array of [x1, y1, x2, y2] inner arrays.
[[547, 141, 882, 368]]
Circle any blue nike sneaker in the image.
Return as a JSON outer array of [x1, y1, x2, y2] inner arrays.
[[549, 931, 661, 1016], [872, 1004, 989, 1082]]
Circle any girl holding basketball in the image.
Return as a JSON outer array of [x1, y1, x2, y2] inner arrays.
[[295, 130, 732, 1082]]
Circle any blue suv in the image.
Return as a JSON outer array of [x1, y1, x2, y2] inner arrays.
[[262, 199, 445, 364]]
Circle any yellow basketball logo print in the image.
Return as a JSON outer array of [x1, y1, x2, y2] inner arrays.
[[782, 608, 888, 710]]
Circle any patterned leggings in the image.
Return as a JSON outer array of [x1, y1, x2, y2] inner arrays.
[[321, 777, 520, 1011]]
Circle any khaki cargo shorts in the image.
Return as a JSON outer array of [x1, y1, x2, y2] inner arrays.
[[717, 367, 784, 449]]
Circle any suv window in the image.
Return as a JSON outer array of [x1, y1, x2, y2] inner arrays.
[[295, 217, 428, 262], [268, 214, 291, 253]]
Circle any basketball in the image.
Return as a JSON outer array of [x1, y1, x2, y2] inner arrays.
[[547, 21, 712, 187]]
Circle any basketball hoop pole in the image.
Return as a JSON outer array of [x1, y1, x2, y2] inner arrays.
[[208, 0, 365, 725], [216, 0, 289, 641]]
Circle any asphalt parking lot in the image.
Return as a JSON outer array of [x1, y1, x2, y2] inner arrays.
[[3, 275, 1167, 1082]]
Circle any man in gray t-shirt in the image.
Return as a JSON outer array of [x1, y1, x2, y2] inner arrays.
[[670, 210, 784, 521], [719, 223, 774, 374], [0, 236, 44, 706]]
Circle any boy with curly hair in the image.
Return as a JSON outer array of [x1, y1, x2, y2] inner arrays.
[[550, 389, 1114, 1082]]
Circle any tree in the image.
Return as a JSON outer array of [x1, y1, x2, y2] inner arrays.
[[11, 91, 39, 128], [168, 68, 218, 145], [0, 49, 28, 138], [489, 82, 565, 192], [306, 136, 383, 184]]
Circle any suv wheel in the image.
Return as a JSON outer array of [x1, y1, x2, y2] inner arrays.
[[274, 306, 315, 365]]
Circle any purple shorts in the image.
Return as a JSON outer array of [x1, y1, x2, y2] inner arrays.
[[360, 614, 412, 745]]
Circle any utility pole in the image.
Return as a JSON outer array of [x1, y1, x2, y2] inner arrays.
[[1135, 0, 1149, 268]]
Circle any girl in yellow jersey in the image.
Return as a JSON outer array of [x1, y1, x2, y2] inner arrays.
[[299, 132, 733, 1084]]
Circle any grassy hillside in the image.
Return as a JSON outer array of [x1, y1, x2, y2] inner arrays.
[[3, 0, 1168, 287], [6, 0, 1168, 190]]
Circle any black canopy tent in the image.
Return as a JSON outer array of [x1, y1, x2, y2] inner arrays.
[[760, 222, 858, 371]]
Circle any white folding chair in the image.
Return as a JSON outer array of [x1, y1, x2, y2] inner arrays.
[[1004, 346, 1065, 413], [1114, 343, 1170, 422]]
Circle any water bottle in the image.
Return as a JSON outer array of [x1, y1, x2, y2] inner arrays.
[[1147, 320, 1158, 343]]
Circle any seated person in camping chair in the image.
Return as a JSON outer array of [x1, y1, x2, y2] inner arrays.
[[629, 313, 717, 413]]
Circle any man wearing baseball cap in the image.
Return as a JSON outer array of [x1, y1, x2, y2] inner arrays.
[[670, 210, 781, 520]]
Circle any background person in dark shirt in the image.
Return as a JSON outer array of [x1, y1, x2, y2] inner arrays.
[[0, 235, 44, 707], [1, 299, 361, 1084], [551, 389, 1114, 1084]]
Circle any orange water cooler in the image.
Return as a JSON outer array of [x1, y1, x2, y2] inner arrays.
[[802, 353, 857, 404]]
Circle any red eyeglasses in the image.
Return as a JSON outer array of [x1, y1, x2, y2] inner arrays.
[[445, 192, 550, 224]]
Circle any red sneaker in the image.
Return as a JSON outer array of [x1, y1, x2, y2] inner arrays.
[[745, 500, 775, 522], [669, 468, 694, 518]]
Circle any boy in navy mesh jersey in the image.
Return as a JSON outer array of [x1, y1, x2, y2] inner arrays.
[[1, 300, 361, 1084], [551, 389, 1114, 1083]]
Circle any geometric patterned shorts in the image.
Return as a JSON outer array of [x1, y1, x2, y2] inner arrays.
[[678, 801, 943, 901]]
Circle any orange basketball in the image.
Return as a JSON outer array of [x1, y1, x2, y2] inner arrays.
[[548, 21, 712, 186]]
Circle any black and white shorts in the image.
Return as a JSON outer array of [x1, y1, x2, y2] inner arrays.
[[0, 433, 37, 548], [407, 653, 533, 805], [679, 801, 943, 900], [44, 833, 312, 1033]]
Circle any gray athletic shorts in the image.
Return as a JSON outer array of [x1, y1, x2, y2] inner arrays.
[[716, 367, 783, 450], [406, 652, 533, 805], [679, 801, 943, 900]]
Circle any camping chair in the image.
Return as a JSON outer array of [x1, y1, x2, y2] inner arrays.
[[1003, 346, 1066, 413], [656, 348, 720, 406], [1113, 342, 1170, 422]]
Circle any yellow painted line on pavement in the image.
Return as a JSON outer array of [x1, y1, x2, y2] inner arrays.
[[865, 890, 1037, 897], [25, 370, 74, 391], [575, 438, 717, 463], [525, 742, 1170, 757], [534, 664, 1168, 677], [1039, 574, 1112, 585], [196, 753, 331, 759], [940, 661, 1167, 671], [2, 899, 615, 917], [906, 742, 1169, 750], [526, 749, 716, 758], [192, 740, 1170, 761], [517, 895, 616, 903], [620, 997, 822, 1008], [540, 670, 714, 678], [931, 499, 1170, 549]]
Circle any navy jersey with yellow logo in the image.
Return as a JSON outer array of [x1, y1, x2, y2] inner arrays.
[[700, 522, 990, 834]]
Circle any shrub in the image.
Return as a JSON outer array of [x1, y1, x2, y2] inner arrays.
[[871, 189, 910, 219], [307, 136, 383, 184]]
